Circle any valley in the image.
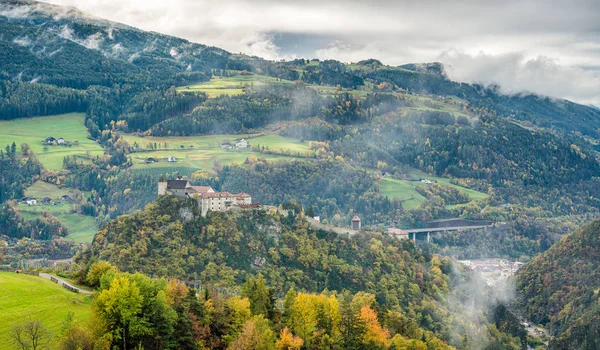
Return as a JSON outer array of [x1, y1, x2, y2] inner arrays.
[[1, 1, 599, 349]]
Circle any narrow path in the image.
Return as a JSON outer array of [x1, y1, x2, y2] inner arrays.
[[38, 272, 94, 295]]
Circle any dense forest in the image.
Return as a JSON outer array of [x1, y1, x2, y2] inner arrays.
[[70, 195, 528, 349], [516, 220, 600, 349]]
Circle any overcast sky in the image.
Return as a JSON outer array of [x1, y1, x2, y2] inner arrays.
[[47, 0, 600, 105]]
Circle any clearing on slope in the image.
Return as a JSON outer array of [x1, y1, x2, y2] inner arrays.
[[18, 181, 98, 243], [176, 72, 293, 97], [0, 113, 104, 170], [379, 170, 488, 210], [122, 132, 313, 172]]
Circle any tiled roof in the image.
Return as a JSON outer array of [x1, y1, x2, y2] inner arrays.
[[352, 216, 361, 221], [191, 186, 214, 193], [166, 180, 189, 189]]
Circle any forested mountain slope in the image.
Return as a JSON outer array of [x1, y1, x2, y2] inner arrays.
[[2, 0, 600, 138], [516, 220, 600, 349], [77, 195, 527, 349]]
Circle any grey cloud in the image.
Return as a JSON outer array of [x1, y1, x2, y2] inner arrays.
[[440, 51, 600, 105], [38, 0, 600, 105]]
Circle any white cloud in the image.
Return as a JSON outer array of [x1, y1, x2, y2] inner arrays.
[[440, 51, 600, 105]]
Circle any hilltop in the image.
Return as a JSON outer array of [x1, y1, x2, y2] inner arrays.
[[75, 195, 529, 349]]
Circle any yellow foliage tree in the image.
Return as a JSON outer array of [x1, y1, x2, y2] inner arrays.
[[357, 305, 390, 348], [275, 327, 303, 350], [290, 293, 341, 347]]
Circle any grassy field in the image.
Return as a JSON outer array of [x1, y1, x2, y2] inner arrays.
[[25, 181, 73, 199], [0, 113, 104, 170], [123, 133, 312, 172], [19, 209, 98, 243], [19, 181, 98, 243], [379, 178, 427, 210], [0, 272, 93, 348], [176, 73, 292, 97], [379, 171, 488, 210]]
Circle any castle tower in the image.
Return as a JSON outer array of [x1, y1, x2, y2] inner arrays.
[[158, 181, 168, 196], [351, 216, 361, 230]]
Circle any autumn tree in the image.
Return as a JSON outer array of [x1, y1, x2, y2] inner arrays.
[[228, 315, 276, 350], [94, 276, 145, 348], [357, 305, 390, 348], [275, 327, 303, 350]]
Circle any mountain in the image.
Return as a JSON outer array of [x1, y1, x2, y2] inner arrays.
[[516, 220, 600, 349], [2, 0, 600, 138]]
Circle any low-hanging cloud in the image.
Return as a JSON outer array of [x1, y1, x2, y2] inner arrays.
[[29, 0, 600, 105], [440, 51, 600, 105]]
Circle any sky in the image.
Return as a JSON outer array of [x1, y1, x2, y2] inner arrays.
[[46, 0, 600, 105]]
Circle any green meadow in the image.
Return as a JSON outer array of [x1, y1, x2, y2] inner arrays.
[[0, 272, 93, 348], [176, 73, 292, 97], [0, 113, 104, 170], [379, 171, 488, 210], [123, 133, 312, 172], [18, 208, 98, 243], [19, 181, 98, 243], [378, 177, 428, 210]]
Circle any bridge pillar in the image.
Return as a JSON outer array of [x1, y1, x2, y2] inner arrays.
[[427, 231, 430, 243], [413, 232, 416, 242]]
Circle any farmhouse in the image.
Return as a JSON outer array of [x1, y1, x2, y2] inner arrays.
[[167, 156, 176, 162], [236, 139, 248, 148], [57, 137, 65, 145], [25, 199, 37, 206], [45, 137, 56, 144], [158, 179, 252, 216]]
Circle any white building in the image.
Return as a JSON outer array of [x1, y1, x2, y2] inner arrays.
[[25, 199, 37, 206], [57, 138, 65, 145], [158, 180, 251, 216], [236, 139, 248, 148], [167, 156, 176, 162]]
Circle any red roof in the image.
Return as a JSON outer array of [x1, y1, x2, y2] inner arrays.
[[191, 186, 214, 193], [352, 216, 361, 222]]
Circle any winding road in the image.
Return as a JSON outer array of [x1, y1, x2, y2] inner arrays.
[[38, 272, 94, 294]]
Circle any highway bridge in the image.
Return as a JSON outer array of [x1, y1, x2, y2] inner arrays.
[[399, 224, 496, 243]]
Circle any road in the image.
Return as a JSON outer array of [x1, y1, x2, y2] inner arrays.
[[403, 224, 493, 234], [38, 272, 94, 294]]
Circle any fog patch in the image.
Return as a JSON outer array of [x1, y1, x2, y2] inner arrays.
[[82, 32, 104, 49], [447, 261, 517, 349], [13, 36, 32, 47], [128, 52, 140, 63]]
